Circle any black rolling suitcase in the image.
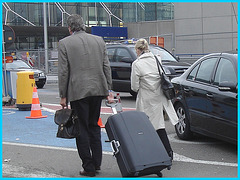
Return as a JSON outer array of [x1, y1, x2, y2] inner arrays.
[[105, 102, 172, 177]]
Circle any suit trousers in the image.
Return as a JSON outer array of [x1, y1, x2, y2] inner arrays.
[[70, 96, 103, 172]]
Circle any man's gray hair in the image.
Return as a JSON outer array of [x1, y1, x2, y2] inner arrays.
[[67, 14, 86, 32]]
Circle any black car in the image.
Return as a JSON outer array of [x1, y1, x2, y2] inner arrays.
[[171, 53, 238, 144], [106, 43, 190, 96], [5, 59, 47, 88]]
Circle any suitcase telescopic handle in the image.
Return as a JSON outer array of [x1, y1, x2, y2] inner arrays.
[[105, 99, 119, 107], [110, 140, 120, 156]]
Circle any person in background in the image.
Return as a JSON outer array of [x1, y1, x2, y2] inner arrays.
[[58, 14, 113, 177], [131, 38, 178, 160]]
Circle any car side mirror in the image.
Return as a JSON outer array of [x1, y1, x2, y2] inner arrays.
[[121, 57, 133, 63], [218, 81, 237, 92], [175, 56, 180, 62]]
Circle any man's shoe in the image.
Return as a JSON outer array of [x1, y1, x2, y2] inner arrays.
[[79, 170, 96, 177], [95, 166, 101, 171]]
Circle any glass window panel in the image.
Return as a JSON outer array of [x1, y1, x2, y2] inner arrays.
[[107, 48, 115, 62], [187, 64, 200, 81], [116, 48, 132, 62], [213, 58, 237, 86], [195, 58, 217, 84]]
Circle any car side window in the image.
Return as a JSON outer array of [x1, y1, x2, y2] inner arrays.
[[115, 48, 132, 62], [213, 58, 237, 86], [107, 48, 115, 62], [187, 64, 200, 81], [195, 58, 217, 84]]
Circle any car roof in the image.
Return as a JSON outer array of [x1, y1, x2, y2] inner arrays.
[[106, 43, 135, 48], [106, 42, 168, 51], [199, 53, 237, 61]]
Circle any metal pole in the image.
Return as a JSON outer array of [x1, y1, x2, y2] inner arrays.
[[136, 3, 137, 22], [95, 3, 97, 25], [43, 3, 48, 73], [48, 3, 51, 26], [2, 27, 8, 96]]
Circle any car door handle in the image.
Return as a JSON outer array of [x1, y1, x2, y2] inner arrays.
[[206, 93, 213, 99], [183, 88, 189, 92]]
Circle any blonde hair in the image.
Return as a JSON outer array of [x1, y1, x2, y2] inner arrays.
[[135, 38, 149, 53]]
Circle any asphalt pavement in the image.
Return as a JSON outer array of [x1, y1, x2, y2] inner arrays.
[[3, 103, 175, 178], [2, 83, 238, 178], [2, 102, 194, 178], [2, 107, 112, 152]]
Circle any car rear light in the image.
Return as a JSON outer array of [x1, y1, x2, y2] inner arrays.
[[29, 74, 34, 79]]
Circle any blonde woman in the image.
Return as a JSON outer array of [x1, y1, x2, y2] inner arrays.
[[131, 39, 178, 160]]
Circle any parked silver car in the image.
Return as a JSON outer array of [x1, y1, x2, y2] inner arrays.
[[5, 59, 46, 88]]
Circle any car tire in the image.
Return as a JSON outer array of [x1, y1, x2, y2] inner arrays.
[[36, 82, 45, 89], [174, 103, 193, 140]]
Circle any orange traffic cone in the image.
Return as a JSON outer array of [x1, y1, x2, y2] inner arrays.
[[26, 87, 47, 119], [98, 118, 105, 128]]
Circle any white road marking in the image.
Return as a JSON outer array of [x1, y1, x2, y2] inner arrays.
[[2, 110, 16, 115], [41, 106, 113, 115], [3, 105, 237, 170], [3, 142, 237, 167], [41, 103, 60, 107], [174, 153, 237, 167], [168, 133, 221, 145], [41, 107, 56, 113], [2, 142, 113, 155], [41, 103, 135, 115]]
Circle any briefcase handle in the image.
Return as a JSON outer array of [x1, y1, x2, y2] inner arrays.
[[105, 99, 119, 114]]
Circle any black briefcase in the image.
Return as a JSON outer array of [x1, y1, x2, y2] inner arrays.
[[54, 108, 79, 139]]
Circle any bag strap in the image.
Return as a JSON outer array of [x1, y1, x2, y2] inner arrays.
[[154, 56, 165, 75], [63, 64, 70, 110]]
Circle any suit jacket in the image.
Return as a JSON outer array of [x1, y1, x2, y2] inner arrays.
[[58, 31, 112, 102]]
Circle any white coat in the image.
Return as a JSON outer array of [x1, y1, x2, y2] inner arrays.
[[131, 52, 178, 130]]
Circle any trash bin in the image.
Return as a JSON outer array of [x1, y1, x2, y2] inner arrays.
[[16, 71, 35, 111]]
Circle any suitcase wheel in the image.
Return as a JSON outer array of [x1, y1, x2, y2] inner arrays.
[[156, 171, 163, 177], [167, 166, 171, 170]]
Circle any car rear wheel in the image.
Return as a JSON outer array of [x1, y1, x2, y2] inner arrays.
[[174, 103, 192, 140], [36, 82, 45, 89]]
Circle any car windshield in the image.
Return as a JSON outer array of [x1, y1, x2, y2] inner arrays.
[[150, 47, 177, 62], [130, 46, 177, 62], [5, 60, 31, 70], [234, 54, 238, 63]]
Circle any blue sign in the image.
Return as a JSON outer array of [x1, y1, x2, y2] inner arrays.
[[92, 26, 128, 40]]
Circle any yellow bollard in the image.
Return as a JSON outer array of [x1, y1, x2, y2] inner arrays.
[[16, 71, 35, 111]]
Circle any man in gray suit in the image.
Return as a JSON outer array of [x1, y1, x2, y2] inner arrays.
[[58, 14, 113, 177]]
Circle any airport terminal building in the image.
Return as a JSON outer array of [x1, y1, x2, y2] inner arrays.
[[2, 2, 238, 57]]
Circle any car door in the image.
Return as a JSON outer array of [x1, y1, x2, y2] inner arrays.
[[206, 57, 237, 143], [107, 47, 134, 92], [107, 47, 117, 78], [115, 47, 134, 80], [184, 57, 218, 131]]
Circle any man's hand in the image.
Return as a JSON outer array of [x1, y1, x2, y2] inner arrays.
[[60, 97, 67, 108], [107, 92, 114, 103]]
